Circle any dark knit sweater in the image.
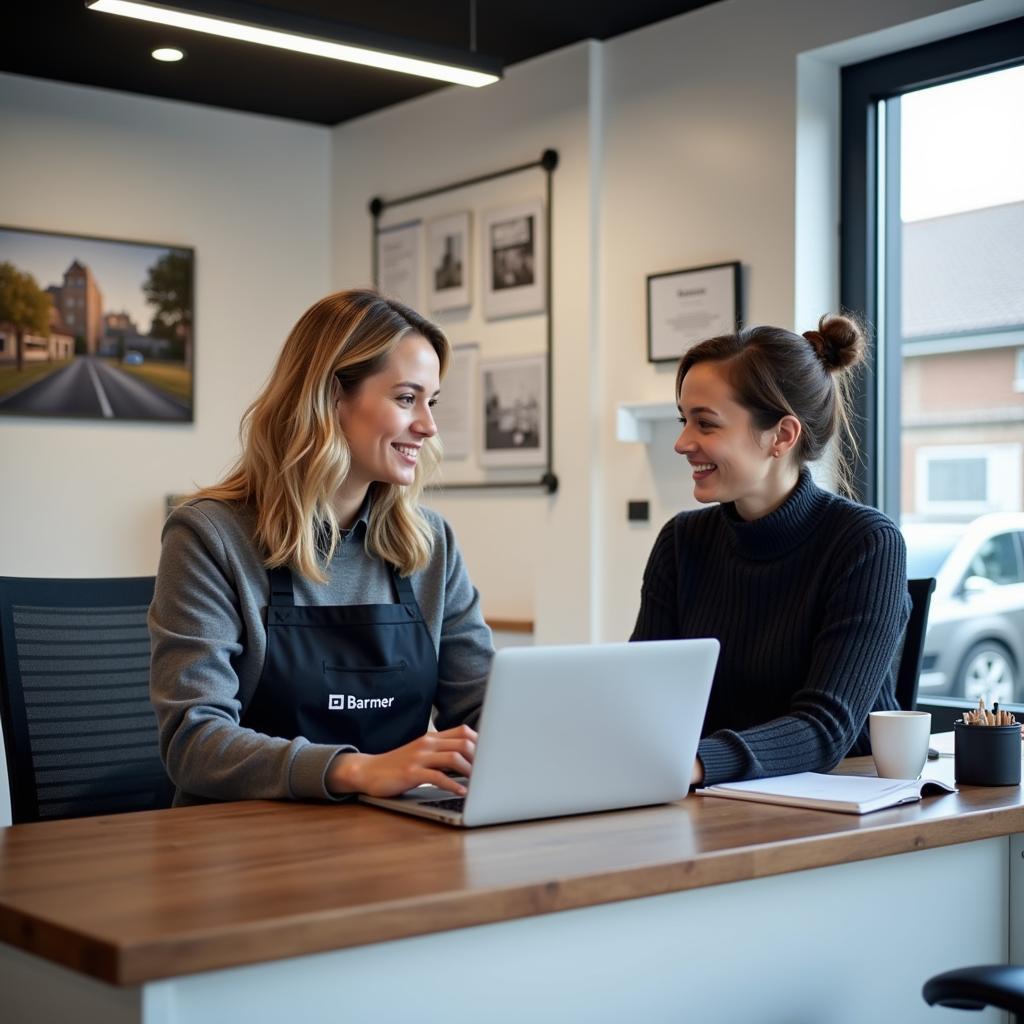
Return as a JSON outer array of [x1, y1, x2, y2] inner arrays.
[[631, 469, 909, 786]]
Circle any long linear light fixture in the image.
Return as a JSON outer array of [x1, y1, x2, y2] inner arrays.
[[86, 0, 502, 88]]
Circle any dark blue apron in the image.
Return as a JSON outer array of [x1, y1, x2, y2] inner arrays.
[[241, 564, 438, 754]]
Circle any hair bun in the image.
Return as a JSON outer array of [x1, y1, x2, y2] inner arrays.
[[803, 313, 866, 372]]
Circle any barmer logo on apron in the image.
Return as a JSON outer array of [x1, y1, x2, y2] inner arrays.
[[243, 563, 437, 754], [328, 693, 396, 710]]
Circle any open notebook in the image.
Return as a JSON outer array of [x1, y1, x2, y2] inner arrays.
[[697, 772, 957, 815]]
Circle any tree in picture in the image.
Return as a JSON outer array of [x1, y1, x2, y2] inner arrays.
[[144, 250, 193, 369], [0, 262, 51, 373]]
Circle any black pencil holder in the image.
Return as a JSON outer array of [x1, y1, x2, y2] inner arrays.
[[953, 722, 1021, 786]]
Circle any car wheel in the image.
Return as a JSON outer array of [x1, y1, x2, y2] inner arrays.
[[957, 641, 1018, 707]]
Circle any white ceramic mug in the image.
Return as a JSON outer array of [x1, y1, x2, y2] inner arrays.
[[869, 710, 932, 779]]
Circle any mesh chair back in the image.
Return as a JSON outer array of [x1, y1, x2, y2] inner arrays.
[[0, 576, 173, 824], [895, 577, 937, 712]]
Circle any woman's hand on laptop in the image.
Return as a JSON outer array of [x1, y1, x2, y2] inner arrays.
[[327, 725, 477, 797]]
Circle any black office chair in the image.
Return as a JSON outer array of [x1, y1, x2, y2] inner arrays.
[[924, 965, 1024, 1020], [0, 576, 173, 823], [895, 577, 937, 712]]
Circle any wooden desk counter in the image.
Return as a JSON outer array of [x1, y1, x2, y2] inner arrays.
[[1, 754, 1022, 990]]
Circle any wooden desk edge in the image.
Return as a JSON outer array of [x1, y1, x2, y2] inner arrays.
[[6, 801, 1022, 987]]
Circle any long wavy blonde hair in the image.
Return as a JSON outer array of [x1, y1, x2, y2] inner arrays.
[[192, 290, 449, 581]]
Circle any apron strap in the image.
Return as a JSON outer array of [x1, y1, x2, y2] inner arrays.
[[268, 565, 295, 607], [391, 566, 418, 609]]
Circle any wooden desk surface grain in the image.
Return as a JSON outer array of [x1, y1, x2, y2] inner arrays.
[[1, 755, 1021, 986]]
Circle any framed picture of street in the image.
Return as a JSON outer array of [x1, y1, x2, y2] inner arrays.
[[481, 199, 546, 320], [0, 225, 194, 421], [479, 354, 547, 467]]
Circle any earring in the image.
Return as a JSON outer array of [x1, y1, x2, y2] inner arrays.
[[772, 449, 781, 459]]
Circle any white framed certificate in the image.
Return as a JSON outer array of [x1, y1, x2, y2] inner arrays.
[[432, 342, 476, 459], [376, 220, 422, 311]]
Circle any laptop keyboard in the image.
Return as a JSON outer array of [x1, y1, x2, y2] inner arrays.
[[424, 797, 465, 813]]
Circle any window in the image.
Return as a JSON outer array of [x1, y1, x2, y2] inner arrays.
[[842, 18, 1024, 715], [967, 532, 1023, 585], [915, 444, 1021, 515]]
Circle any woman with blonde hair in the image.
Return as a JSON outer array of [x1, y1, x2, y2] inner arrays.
[[150, 290, 491, 804]]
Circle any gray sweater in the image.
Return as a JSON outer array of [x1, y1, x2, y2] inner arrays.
[[149, 499, 494, 805]]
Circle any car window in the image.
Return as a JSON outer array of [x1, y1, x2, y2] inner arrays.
[[905, 538, 958, 578], [966, 532, 1024, 585]]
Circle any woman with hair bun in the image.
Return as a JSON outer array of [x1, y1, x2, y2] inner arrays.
[[631, 313, 909, 787], [149, 290, 492, 805]]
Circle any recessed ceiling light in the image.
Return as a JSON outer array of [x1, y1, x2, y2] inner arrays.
[[152, 47, 185, 62], [87, 0, 502, 88]]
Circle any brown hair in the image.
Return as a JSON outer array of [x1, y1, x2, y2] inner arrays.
[[191, 289, 450, 581], [675, 312, 867, 494]]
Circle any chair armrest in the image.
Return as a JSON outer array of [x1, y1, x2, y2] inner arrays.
[[923, 965, 1024, 1013]]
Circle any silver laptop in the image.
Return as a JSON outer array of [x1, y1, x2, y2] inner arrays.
[[360, 638, 719, 827]]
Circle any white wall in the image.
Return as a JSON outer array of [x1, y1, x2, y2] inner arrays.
[[0, 74, 331, 578], [331, 43, 602, 643]]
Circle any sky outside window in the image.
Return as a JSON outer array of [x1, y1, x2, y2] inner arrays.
[[901, 63, 1024, 222]]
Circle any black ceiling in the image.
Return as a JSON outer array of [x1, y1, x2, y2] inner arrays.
[[4, 1, 722, 125]]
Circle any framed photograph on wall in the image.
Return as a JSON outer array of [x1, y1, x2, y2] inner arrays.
[[482, 199, 546, 320], [479, 354, 547, 467], [426, 212, 471, 313], [646, 260, 741, 363], [0, 224, 194, 422]]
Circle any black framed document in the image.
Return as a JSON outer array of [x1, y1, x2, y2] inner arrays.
[[646, 261, 741, 364]]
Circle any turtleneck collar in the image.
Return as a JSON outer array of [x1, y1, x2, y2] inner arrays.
[[719, 468, 832, 560]]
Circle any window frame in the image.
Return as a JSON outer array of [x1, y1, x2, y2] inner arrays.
[[839, 16, 1024, 517]]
